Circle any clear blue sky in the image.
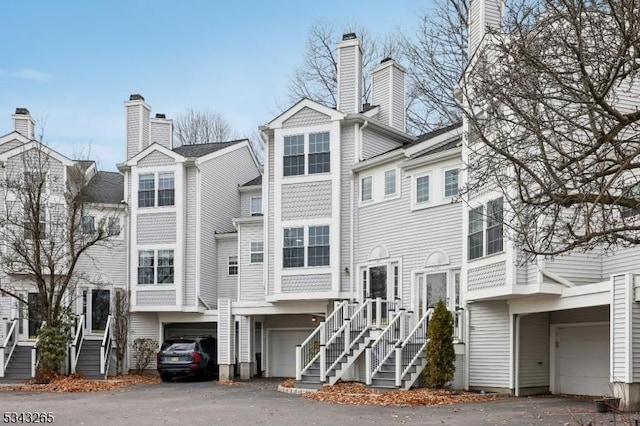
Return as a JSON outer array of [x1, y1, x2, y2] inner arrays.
[[1, 0, 429, 170]]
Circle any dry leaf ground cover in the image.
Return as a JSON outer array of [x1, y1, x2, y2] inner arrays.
[[302, 381, 503, 406], [0, 374, 161, 393]]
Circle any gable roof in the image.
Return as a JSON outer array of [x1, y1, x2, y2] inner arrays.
[[172, 140, 246, 157], [410, 136, 462, 159], [242, 175, 262, 187], [264, 98, 344, 129], [81, 171, 124, 204]]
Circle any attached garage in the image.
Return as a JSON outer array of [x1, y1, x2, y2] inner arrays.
[[164, 322, 217, 340], [554, 323, 610, 396], [267, 329, 313, 377]]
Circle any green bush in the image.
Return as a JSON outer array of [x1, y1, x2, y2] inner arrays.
[[36, 319, 73, 382], [423, 299, 456, 388]]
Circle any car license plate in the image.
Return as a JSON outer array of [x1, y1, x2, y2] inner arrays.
[[171, 356, 179, 362]]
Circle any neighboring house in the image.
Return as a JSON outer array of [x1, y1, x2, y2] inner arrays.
[[461, 0, 640, 410], [116, 95, 261, 373], [0, 108, 125, 380]]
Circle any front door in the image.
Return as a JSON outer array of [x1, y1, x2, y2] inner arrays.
[[82, 289, 110, 334], [23, 292, 42, 339]]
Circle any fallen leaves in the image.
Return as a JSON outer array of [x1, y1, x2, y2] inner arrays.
[[304, 382, 503, 406], [280, 379, 295, 388], [0, 374, 160, 393], [215, 380, 245, 386]]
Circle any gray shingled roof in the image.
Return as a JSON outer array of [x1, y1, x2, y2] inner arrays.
[[405, 122, 462, 149], [242, 175, 262, 187], [81, 171, 124, 204], [410, 136, 462, 159], [172, 140, 245, 157]]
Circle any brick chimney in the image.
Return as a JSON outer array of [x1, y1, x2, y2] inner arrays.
[[371, 58, 406, 132], [124, 94, 151, 160], [469, 0, 503, 55], [150, 113, 173, 150], [12, 108, 35, 139], [337, 33, 363, 114]]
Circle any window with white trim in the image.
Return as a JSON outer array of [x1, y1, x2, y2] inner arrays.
[[416, 175, 430, 203], [308, 132, 330, 174], [108, 217, 121, 236], [250, 196, 262, 216], [384, 169, 397, 196], [228, 256, 238, 275], [250, 241, 264, 263], [361, 176, 372, 202], [138, 172, 175, 208], [138, 250, 174, 284], [444, 169, 459, 197], [24, 203, 46, 240], [468, 197, 504, 260], [283, 135, 305, 176], [283, 226, 330, 268], [621, 184, 640, 218]]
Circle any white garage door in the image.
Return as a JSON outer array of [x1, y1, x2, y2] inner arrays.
[[556, 324, 609, 396], [268, 329, 313, 378]]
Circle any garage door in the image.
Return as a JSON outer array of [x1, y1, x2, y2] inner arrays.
[[268, 329, 313, 377], [556, 324, 609, 395]]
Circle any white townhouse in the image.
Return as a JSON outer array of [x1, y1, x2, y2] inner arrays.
[[0, 108, 126, 381], [462, 0, 640, 410], [116, 95, 261, 375]]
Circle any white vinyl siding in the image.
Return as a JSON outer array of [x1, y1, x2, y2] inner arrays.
[[137, 212, 176, 245], [128, 312, 160, 370], [217, 238, 238, 301], [281, 181, 332, 220], [282, 107, 331, 128], [238, 222, 265, 301], [518, 313, 550, 390], [612, 274, 627, 381]]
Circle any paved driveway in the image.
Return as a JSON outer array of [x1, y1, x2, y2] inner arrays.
[[0, 379, 635, 425]]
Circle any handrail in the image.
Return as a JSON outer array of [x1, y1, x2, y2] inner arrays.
[[31, 321, 46, 378], [0, 319, 18, 378], [70, 315, 85, 374], [100, 315, 113, 375], [322, 299, 372, 380], [365, 308, 407, 385], [295, 300, 349, 381], [395, 309, 433, 387]]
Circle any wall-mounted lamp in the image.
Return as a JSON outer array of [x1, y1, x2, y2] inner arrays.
[[311, 316, 317, 323], [344, 267, 350, 275]]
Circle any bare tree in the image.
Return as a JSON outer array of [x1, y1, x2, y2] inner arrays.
[[461, 0, 640, 259], [112, 288, 129, 375], [288, 22, 398, 108], [174, 108, 237, 146], [0, 144, 118, 376], [400, 0, 468, 134]]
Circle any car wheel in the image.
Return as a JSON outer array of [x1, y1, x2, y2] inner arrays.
[[160, 373, 172, 382]]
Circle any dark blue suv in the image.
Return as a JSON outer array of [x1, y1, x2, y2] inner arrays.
[[157, 337, 218, 382]]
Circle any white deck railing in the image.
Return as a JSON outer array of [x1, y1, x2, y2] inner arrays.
[[31, 321, 46, 378], [0, 319, 18, 378], [70, 315, 85, 374], [365, 308, 408, 385], [395, 309, 433, 387], [295, 301, 349, 381], [100, 315, 113, 375]]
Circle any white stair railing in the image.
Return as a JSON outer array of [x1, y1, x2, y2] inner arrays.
[[295, 301, 349, 381], [394, 309, 433, 387], [453, 309, 464, 342], [70, 315, 85, 374], [365, 308, 407, 385], [0, 319, 18, 378], [322, 299, 372, 381], [100, 315, 113, 375]]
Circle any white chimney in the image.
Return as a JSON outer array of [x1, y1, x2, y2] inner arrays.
[[150, 113, 173, 150], [12, 108, 35, 139], [124, 94, 151, 160], [337, 33, 363, 114], [371, 58, 406, 132], [469, 0, 503, 55]]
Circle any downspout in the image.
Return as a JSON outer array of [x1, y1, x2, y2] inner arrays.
[[350, 120, 369, 302]]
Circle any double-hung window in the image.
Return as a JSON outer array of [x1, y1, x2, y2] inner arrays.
[[284, 135, 305, 176], [107, 217, 121, 236], [384, 169, 397, 196], [361, 176, 372, 202], [251, 242, 264, 263], [228, 256, 238, 275], [444, 169, 459, 197], [250, 196, 262, 216], [621, 184, 640, 218], [308, 226, 330, 266], [308, 132, 330, 174], [82, 215, 95, 234], [416, 175, 430, 203], [468, 197, 504, 260], [24, 203, 46, 240], [138, 174, 155, 207], [138, 250, 174, 284], [158, 172, 175, 206], [283, 227, 304, 267]]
